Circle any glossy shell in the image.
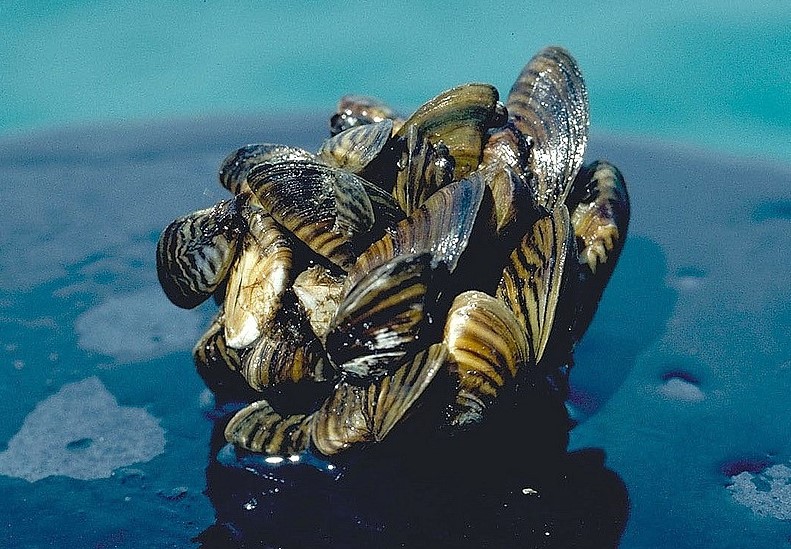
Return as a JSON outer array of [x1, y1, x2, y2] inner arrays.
[[155, 46, 631, 460]]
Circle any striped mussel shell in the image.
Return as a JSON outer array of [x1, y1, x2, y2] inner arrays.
[[568, 161, 630, 277], [506, 46, 589, 210], [496, 205, 574, 365], [194, 311, 242, 375], [247, 159, 405, 271], [395, 83, 507, 180], [218, 143, 314, 195], [156, 198, 244, 309], [240, 292, 332, 391], [392, 123, 456, 216], [317, 118, 394, 174], [567, 160, 630, 342], [224, 399, 313, 455], [479, 123, 535, 238], [324, 252, 442, 380], [225, 343, 447, 456], [193, 310, 262, 402], [442, 290, 530, 427], [311, 343, 447, 456], [345, 173, 490, 293]]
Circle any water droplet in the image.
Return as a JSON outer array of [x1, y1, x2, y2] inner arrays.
[[243, 498, 258, 511]]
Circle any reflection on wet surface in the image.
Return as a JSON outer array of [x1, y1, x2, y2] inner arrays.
[[198, 421, 628, 548]]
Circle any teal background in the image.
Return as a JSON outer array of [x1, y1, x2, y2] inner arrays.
[[2, 0, 790, 161]]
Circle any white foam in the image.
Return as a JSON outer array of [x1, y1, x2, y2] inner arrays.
[[74, 287, 204, 363], [728, 464, 791, 520], [658, 377, 705, 402], [0, 377, 166, 482]]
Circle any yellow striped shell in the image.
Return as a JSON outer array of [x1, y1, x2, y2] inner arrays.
[[443, 290, 530, 426]]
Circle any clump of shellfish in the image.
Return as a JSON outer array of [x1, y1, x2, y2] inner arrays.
[[156, 46, 630, 459]]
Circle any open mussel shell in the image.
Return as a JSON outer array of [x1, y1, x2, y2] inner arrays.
[[442, 291, 530, 427], [567, 160, 630, 341], [240, 292, 332, 391], [507, 46, 589, 210], [330, 94, 403, 136], [324, 252, 441, 380], [224, 399, 313, 455], [311, 343, 447, 456], [496, 204, 574, 365], [292, 265, 346, 341], [247, 159, 404, 271], [223, 208, 293, 349], [396, 83, 505, 180], [218, 143, 315, 195], [156, 198, 244, 309], [317, 118, 394, 174]]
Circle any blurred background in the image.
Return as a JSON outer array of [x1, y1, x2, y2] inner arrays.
[[2, 0, 789, 162]]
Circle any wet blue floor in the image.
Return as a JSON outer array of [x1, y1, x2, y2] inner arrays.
[[1, 115, 789, 547]]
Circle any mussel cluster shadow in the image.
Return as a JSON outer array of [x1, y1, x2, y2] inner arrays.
[[195, 394, 628, 548]]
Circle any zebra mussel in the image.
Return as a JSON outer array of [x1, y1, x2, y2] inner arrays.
[[156, 46, 630, 460]]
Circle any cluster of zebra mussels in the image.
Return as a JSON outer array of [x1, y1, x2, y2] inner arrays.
[[156, 46, 630, 459]]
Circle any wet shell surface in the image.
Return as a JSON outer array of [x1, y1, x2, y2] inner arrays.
[[156, 45, 631, 459]]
